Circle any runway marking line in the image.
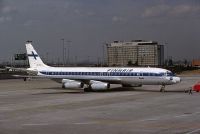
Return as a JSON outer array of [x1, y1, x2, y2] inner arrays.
[[22, 123, 49, 126], [73, 122, 97, 125], [185, 128, 200, 134], [175, 112, 200, 118], [141, 112, 200, 122]]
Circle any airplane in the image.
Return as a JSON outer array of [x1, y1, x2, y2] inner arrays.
[[10, 41, 181, 92]]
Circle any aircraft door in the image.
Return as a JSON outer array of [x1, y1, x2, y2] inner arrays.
[[135, 72, 143, 84], [45, 69, 49, 76], [139, 72, 144, 80]]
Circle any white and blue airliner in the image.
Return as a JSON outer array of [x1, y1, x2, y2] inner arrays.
[[18, 41, 181, 92]]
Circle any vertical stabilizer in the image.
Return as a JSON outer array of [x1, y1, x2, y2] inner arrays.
[[25, 41, 48, 68]]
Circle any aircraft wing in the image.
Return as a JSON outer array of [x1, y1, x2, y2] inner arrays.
[[0, 68, 6, 71], [12, 75, 44, 78], [12, 74, 48, 81], [6, 67, 38, 75], [51, 76, 121, 84]]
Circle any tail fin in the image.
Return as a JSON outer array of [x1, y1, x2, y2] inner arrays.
[[25, 41, 48, 68]]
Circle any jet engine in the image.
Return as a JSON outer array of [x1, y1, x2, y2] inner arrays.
[[89, 80, 110, 91], [62, 79, 84, 89]]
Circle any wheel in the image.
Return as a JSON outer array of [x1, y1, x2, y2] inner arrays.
[[160, 85, 165, 92], [23, 78, 27, 81]]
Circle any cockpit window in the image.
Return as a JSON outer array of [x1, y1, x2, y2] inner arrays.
[[166, 71, 174, 76]]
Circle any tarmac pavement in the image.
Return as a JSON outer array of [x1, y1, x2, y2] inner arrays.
[[0, 76, 200, 134]]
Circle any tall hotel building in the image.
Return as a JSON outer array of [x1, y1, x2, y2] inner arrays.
[[107, 40, 164, 67]]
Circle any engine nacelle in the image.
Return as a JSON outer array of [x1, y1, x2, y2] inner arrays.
[[62, 79, 84, 89], [89, 80, 110, 91]]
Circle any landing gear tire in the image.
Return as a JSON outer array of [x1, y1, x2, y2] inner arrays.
[[160, 85, 165, 92], [23, 77, 27, 81], [62, 84, 65, 89]]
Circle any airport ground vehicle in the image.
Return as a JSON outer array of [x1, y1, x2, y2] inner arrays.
[[193, 82, 200, 92]]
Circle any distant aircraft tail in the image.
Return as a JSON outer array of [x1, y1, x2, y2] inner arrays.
[[25, 41, 48, 68]]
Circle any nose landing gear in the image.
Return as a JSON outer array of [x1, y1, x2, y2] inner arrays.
[[160, 85, 165, 92]]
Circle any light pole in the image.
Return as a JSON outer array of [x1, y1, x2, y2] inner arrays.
[[46, 52, 49, 64], [75, 56, 77, 66], [164, 42, 168, 66], [88, 56, 90, 64], [102, 43, 105, 66], [67, 40, 71, 65], [61, 38, 65, 66]]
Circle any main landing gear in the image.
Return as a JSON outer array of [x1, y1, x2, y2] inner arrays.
[[160, 85, 165, 92], [23, 77, 27, 81]]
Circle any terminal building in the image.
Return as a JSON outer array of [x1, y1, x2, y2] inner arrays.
[[107, 40, 164, 67], [192, 59, 200, 67]]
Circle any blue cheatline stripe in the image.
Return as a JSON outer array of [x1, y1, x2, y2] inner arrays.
[[39, 71, 173, 77], [27, 51, 39, 60]]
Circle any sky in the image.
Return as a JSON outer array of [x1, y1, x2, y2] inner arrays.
[[0, 0, 200, 63]]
